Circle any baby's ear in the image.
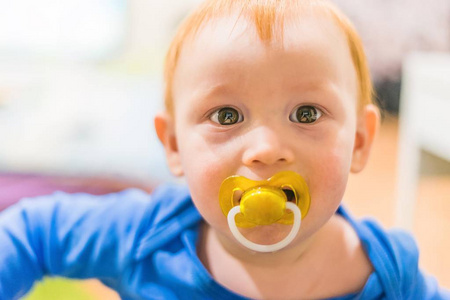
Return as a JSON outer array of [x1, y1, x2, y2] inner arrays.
[[154, 112, 184, 176], [350, 104, 380, 173]]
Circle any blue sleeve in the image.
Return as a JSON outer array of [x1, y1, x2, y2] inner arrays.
[[0, 189, 152, 299], [414, 272, 450, 300], [388, 229, 450, 300]]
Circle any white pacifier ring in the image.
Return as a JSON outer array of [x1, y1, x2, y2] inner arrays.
[[227, 202, 301, 253]]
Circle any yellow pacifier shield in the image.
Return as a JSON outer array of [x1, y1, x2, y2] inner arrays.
[[219, 171, 310, 227]]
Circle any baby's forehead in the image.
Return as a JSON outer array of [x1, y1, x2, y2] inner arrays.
[[180, 11, 350, 72], [184, 10, 348, 54], [172, 9, 357, 107]]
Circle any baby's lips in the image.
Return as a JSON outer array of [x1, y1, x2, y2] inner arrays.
[[219, 171, 311, 228]]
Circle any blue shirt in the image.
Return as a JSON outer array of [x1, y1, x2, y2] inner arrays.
[[0, 184, 449, 299]]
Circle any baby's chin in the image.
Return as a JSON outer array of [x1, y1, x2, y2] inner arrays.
[[236, 223, 295, 245]]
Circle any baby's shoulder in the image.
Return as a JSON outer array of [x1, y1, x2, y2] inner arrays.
[[147, 183, 200, 225], [346, 212, 420, 271], [336, 208, 423, 298], [336, 206, 420, 268]]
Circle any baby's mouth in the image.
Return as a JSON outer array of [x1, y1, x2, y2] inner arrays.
[[219, 171, 311, 228], [219, 171, 310, 252], [282, 187, 296, 203]]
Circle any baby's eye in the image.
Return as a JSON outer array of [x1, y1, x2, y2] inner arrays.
[[210, 107, 243, 125], [289, 105, 322, 124]]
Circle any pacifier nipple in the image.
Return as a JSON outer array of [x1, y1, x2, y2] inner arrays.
[[219, 171, 310, 252]]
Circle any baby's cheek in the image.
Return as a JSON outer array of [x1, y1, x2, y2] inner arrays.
[[308, 148, 350, 203], [180, 138, 237, 218]]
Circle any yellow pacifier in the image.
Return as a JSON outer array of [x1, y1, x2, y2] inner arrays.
[[219, 171, 310, 252]]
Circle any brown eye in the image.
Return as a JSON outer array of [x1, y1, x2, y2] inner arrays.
[[289, 105, 322, 124], [210, 107, 243, 125]]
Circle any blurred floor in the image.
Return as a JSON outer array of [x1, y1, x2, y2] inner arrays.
[[82, 280, 120, 299], [81, 116, 449, 297]]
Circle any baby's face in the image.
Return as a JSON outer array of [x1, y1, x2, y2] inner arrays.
[[166, 13, 363, 247]]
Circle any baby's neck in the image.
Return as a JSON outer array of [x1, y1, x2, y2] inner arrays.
[[203, 225, 316, 267], [197, 215, 373, 299]]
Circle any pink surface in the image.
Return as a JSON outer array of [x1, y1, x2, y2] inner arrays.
[[0, 173, 153, 211]]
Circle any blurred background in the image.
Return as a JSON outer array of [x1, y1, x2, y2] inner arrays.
[[0, 0, 448, 298]]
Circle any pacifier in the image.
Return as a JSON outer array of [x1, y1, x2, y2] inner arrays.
[[219, 171, 310, 252]]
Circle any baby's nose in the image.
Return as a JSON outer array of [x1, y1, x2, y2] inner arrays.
[[242, 126, 294, 166]]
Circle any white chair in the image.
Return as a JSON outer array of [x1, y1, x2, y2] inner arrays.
[[396, 52, 450, 229]]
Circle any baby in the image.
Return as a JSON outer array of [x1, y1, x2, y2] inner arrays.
[[1, 0, 449, 299]]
